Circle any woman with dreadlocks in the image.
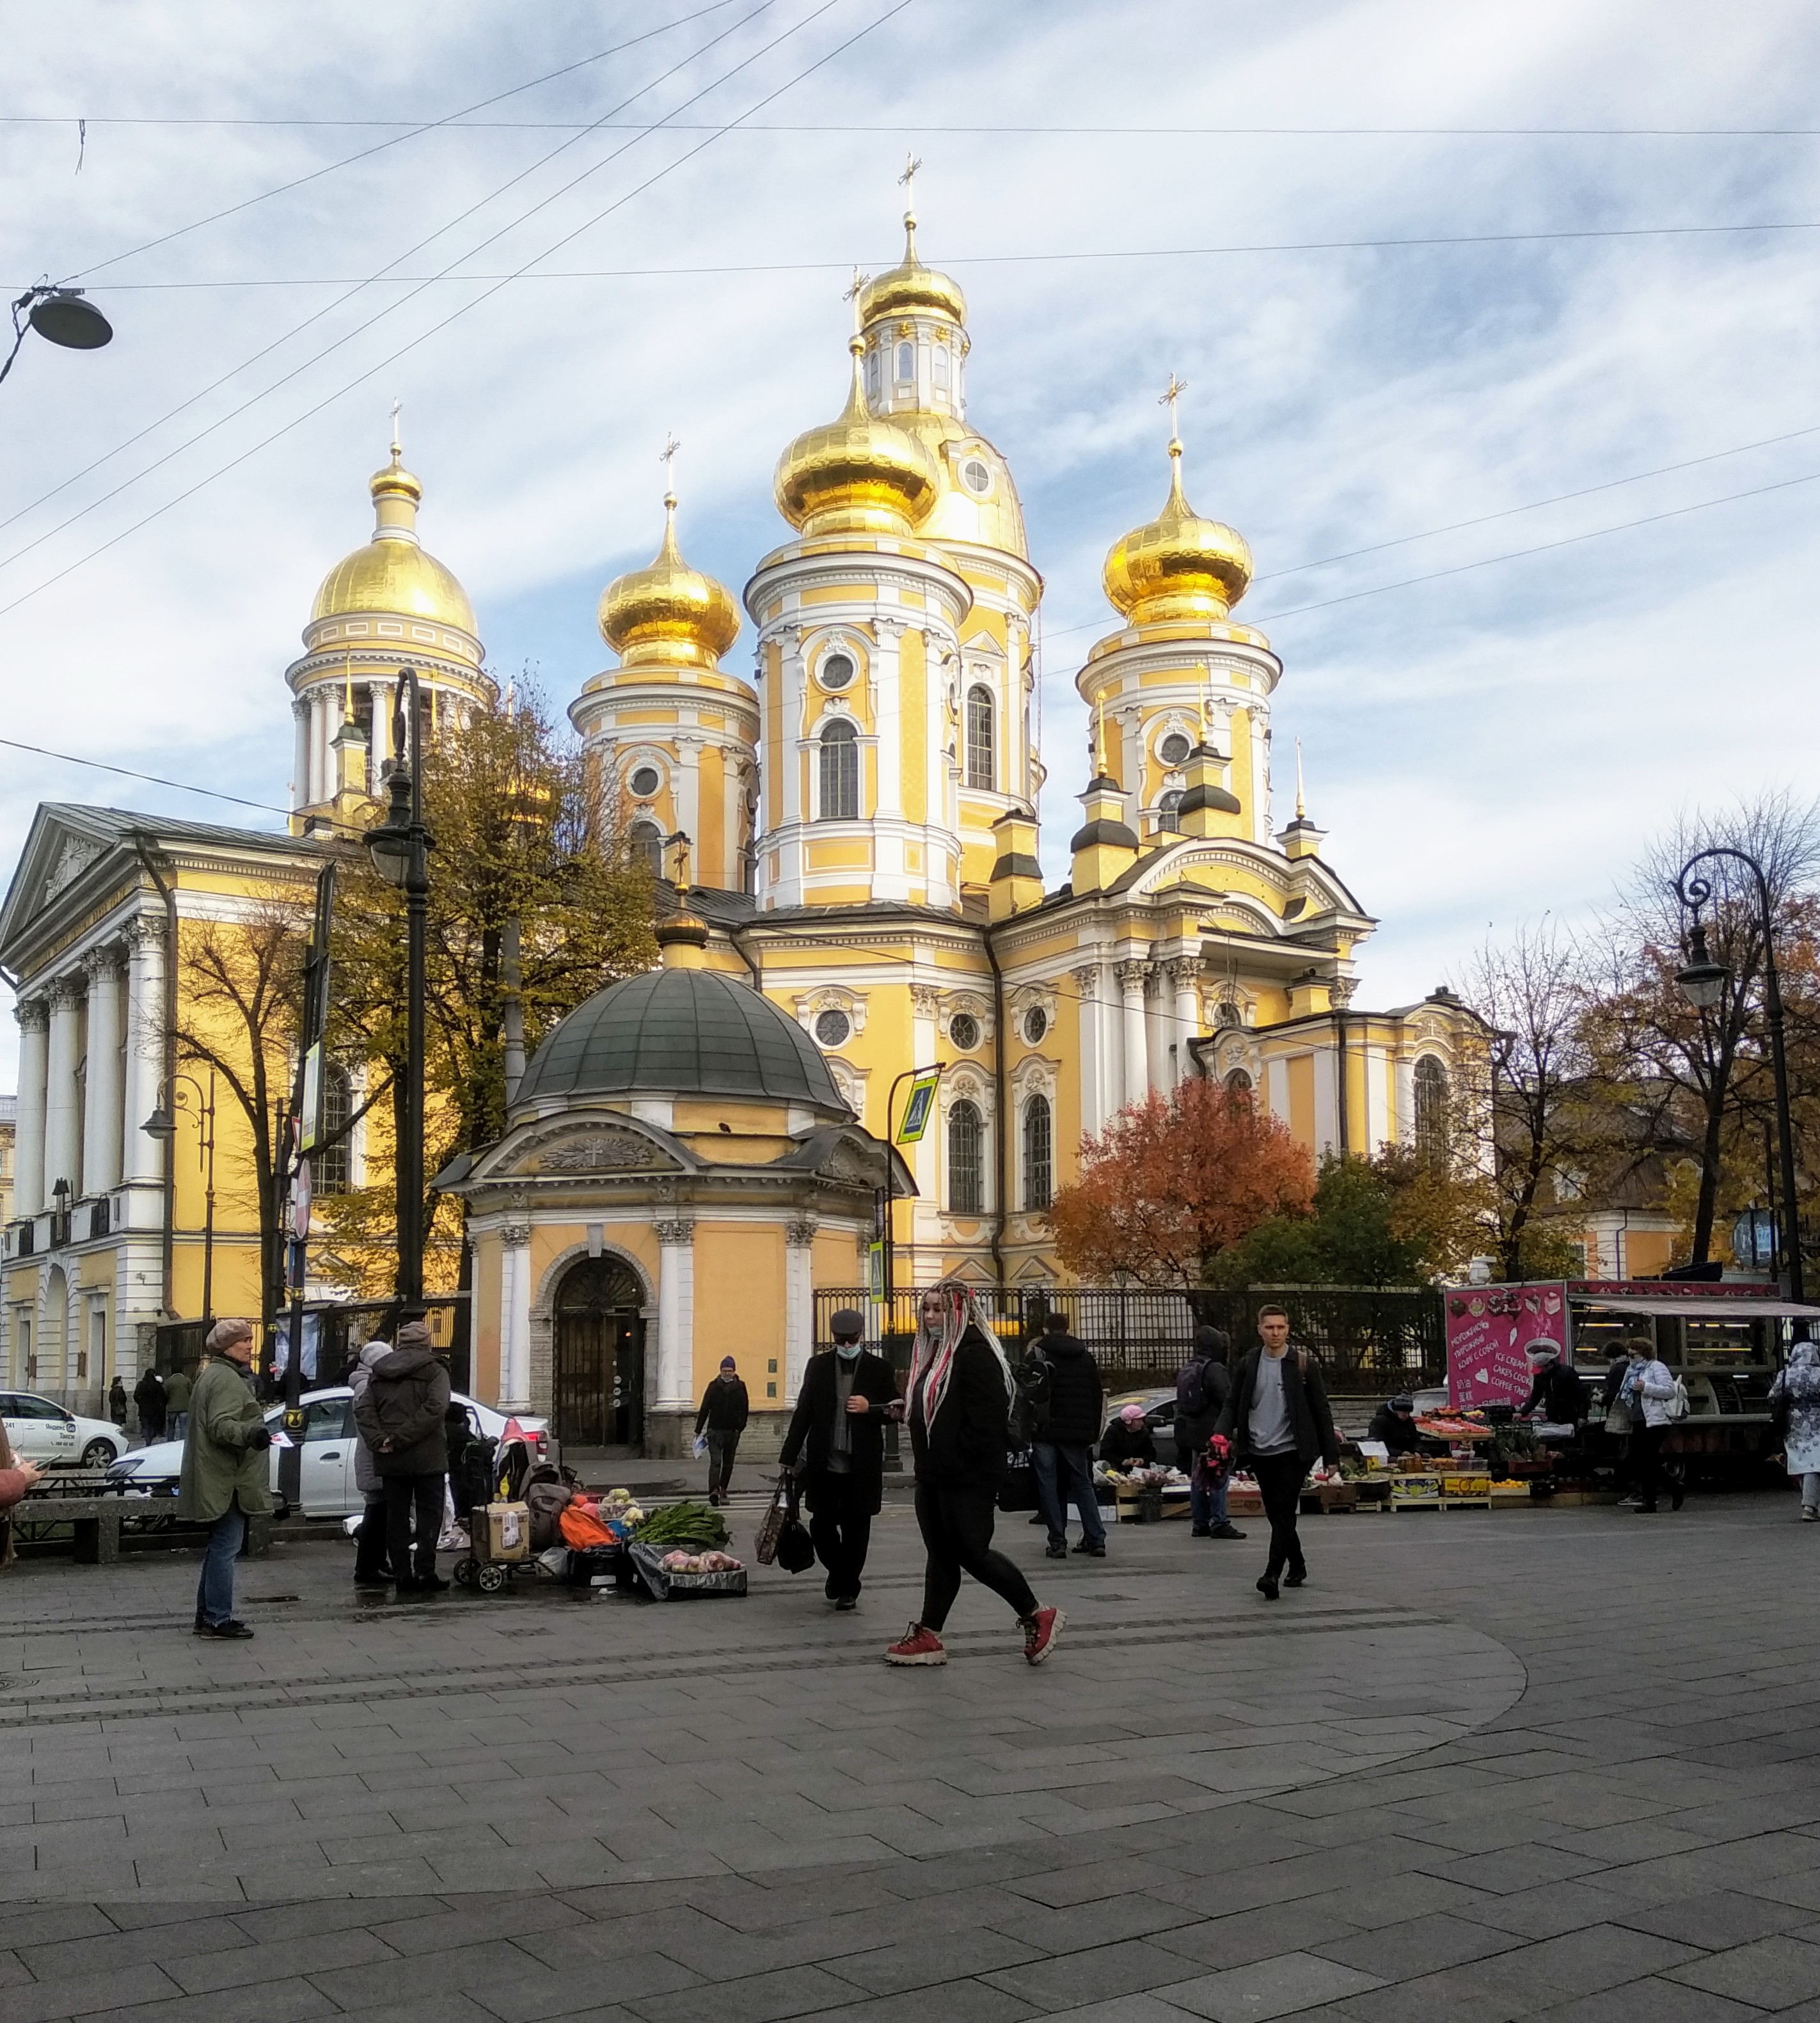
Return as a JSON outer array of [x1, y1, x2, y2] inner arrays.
[[885, 1282, 1066, 1667]]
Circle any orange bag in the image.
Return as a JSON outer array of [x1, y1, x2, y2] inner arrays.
[[559, 1504, 615, 1549]]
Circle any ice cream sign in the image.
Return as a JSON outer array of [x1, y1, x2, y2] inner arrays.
[[1446, 1282, 1568, 1408]]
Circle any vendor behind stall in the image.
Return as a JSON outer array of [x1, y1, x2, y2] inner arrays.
[[1522, 1342, 1588, 1425], [1099, 1404, 1157, 1470], [1366, 1396, 1423, 1456]]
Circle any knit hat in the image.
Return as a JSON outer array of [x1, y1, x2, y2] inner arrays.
[[1120, 1404, 1146, 1426], [720, 1356, 737, 1371], [396, 1320, 434, 1352]]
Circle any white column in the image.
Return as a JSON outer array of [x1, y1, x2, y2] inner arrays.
[[655, 1216, 695, 1415], [43, 977, 83, 1201], [1072, 962, 1104, 1136], [1170, 959, 1200, 1087], [368, 679, 390, 782], [81, 947, 123, 1196], [675, 731, 702, 869], [873, 618, 903, 820], [291, 699, 309, 812], [122, 917, 166, 1186], [784, 1216, 816, 1402], [313, 690, 333, 805], [499, 1220, 532, 1411], [1117, 959, 1150, 1109], [13, 998, 47, 1216]]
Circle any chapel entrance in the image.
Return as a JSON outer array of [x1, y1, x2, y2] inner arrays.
[[551, 1255, 645, 1449]]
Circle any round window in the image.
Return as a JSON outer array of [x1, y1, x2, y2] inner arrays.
[[1159, 732, 1191, 766], [949, 1011, 979, 1052], [814, 1008, 851, 1048], [962, 457, 992, 496], [629, 764, 661, 797], [819, 652, 854, 691], [1022, 1005, 1048, 1046]]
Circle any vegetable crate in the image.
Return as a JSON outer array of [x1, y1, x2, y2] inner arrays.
[[1441, 1474, 1492, 1510], [1390, 1478, 1442, 1510]]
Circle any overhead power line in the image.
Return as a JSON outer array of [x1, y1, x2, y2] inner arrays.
[[8, 116, 1820, 136]]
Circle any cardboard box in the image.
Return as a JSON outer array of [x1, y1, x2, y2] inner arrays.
[[1443, 1475, 1492, 1498], [486, 1501, 530, 1561]]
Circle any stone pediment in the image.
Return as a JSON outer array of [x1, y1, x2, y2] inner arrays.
[[519, 1126, 680, 1177]]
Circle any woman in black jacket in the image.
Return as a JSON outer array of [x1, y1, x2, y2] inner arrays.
[[886, 1283, 1064, 1669], [1214, 1307, 1341, 1600]]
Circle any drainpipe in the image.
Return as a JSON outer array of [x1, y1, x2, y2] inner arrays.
[[984, 931, 1008, 1292], [729, 923, 763, 993], [131, 837, 179, 1319]]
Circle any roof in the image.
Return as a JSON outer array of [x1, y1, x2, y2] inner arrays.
[[516, 966, 850, 1117]]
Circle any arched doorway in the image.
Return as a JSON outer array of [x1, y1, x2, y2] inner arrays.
[[552, 1255, 645, 1449]]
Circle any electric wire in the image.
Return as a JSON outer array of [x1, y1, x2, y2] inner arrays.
[[0, 0, 917, 625], [10, 116, 1820, 135]]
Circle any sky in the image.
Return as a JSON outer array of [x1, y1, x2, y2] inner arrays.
[[1, 0, 1818, 1082]]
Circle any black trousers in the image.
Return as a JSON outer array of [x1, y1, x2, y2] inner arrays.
[[1252, 1452, 1308, 1580], [915, 1483, 1038, 1632], [384, 1472, 445, 1582], [807, 1472, 874, 1600], [1632, 1424, 1670, 1507], [354, 1493, 390, 1580]]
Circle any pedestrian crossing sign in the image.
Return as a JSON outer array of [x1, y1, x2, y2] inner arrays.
[[897, 1069, 939, 1144]]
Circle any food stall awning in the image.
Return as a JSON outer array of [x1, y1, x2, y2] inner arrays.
[[1574, 1295, 1820, 1320]]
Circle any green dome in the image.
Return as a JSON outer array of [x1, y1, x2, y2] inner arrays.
[[516, 966, 849, 1116]]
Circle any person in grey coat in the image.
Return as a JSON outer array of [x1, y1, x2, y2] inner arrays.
[[1770, 1339, 1820, 1521], [352, 1321, 450, 1594], [347, 1339, 393, 1588]]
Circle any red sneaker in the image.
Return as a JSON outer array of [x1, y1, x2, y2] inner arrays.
[[884, 1622, 947, 1666], [1022, 1605, 1066, 1665]]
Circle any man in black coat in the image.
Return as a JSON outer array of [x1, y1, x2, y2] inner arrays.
[[133, 1367, 167, 1444], [1366, 1395, 1423, 1457], [779, 1310, 897, 1610], [352, 1321, 452, 1595], [695, 1358, 750, 1507], [1176, 1324, 1245, 1541], [1214, 1305, 1341, 1601], [1027, 1310, 1107, 1559]]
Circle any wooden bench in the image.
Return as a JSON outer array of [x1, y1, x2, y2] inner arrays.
[[9, 1497, 273, 1563]]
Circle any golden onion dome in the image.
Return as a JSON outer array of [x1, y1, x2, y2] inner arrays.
[[310, 450, 477, 636], [775, 335, 940, 537], [858, 211, 967, 328], [1102, 434, 1252, 624], [598, 495, 740, 668]]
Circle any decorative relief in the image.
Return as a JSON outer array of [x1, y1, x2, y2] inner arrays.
[[83, 943, 123, 984], [43, 836, 102, 902], [908, 983, 942, 1018], [785, 1216, 818, 1248], [1165, 957, 1201, 992], [501, 1220, 531, 1248], [654, 1217, 696, 1246], [537, 1132, 663, 1174], [1070, 963, 1102, 996], [125, 913, 166, 953], [1331, 976, 1359, 1008], [45, 974, 83, 1011], [14, 998, 47, 1034], [1114, 959, 1150, 995]]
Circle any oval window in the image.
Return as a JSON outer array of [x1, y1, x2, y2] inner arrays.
[[949, 1011, 979, 1052], [1022, 1005, 1048, 1046], [1159, 732, 1191, 766], [819, 651, 854, 691], [814, 1008, 851, 1048], [629, 764, 661, 797], [962, 457, 992, 496]]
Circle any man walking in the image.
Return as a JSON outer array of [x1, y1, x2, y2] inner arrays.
[[1215, 1305, 1340, 1600], [352, 1320, 451, 1594], [1027, 1309, 1107, 1559], [779, 1309, 896, 1610], [133, 1365, 167, 1445], [695, 1357, 749, 1507], [178, 1318, 270, 1639], [1176, 1324, 1244, 1540], [164, 1362, 193, 1444]]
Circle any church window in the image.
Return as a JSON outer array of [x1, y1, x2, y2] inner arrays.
[[818, 718, 859, 820], [962, 457, 992, 496], [819, 650, 854, 691], [932, 345, 950, 389], [1159, 731, 1191, 765], [1022, 1096, 1052, 1211], [1414, 1055, 1450, 1158], [948, 1099, 983, 1215], [631, 820, 663, 878], [896, 342, 914, 382], [1022, 1005, 1048, 1046], [315, 1064, 353, 1196], [866, 347, 881, 398], [949, 1011, 979, 1052], [1159, 790, 1183, 833], [814, 1008, 851, 1048], [1216, 1000, 1243, 1028], [965, 686, 994, 791], [629, 763, 661, 798], [1224, 1067, 1254, 1098]]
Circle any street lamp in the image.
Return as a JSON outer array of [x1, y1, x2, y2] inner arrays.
[[364, 666, 432, 1305], [0, 283, 113, 388], [1675, 848, 1804, 1312]]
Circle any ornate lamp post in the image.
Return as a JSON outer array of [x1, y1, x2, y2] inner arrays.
[[364, 668, 433, 1306], [0, 283, 113, 388], [1674, 847, 1804, 1311]]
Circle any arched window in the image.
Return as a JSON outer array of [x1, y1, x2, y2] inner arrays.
[[865, 347, 881, 399], [932, 345, 950, 390], [631, 820, 663, 878], [896, 342, 914, 383], [315, 1064, 352, 1196], [1225, 1067, 1254, 1098], [1159, 789, 1183, 833], [1022, 1094, 1052, 1211], [1414, 1055, 1450, 1158], [948, 1099, 983, 1215], [966, 686, 994, 791], [818, 718, 859, 821]]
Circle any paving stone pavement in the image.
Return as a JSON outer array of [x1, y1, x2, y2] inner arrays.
[[4, 1492, 1820, 2019]]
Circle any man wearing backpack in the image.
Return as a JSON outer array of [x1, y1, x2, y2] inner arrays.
[[1176, 1325, 1244, 1540], [1027, 1310, 1107, 1559], [1215, 1305, 1341, 1600]]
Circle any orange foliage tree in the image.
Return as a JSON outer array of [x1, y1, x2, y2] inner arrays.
[[1048, 1079, 1317, 1288]]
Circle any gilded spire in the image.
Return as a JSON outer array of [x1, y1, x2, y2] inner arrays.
[[1102, 381, 1253, 624], [1295, 737, 1307, 822], [599, 443, 740, 668], [308, 415, 477, 635], [857, 160, 967, 328]]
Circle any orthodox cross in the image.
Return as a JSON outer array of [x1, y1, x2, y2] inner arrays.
[[898, 151, 922, 205], [1159, 372, 1187, 440], [390, 397, 402, 461], [659, 432, 681, 505]]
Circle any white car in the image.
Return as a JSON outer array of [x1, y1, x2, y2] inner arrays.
[[105, 1386, 551, 1519], [1, 1390, 127, 1470]]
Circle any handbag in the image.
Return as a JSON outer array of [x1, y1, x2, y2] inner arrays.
[[754, 1474, 795, 1566]]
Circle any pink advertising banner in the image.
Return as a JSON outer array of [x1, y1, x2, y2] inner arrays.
[[1446, 1282, 1570, 1408]]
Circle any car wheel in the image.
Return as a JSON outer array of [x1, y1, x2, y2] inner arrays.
[[81, 1439, 118, 1468]]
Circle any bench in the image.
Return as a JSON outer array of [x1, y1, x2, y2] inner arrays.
[[9, 1497, 273, 1563]]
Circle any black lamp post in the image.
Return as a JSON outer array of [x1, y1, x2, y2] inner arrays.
[[364, 668, 432, 1306], [0, 283, 113, 388], [1675, 847, 1804, 1312]]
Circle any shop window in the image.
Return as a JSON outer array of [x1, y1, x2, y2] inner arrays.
[[966, 686, 994, 791], [948, 1099, 983, 1215], [818, 719, 859, 820], [1022, 1094, 1052, 1211]]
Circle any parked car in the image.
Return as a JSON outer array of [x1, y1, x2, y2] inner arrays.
[[1103, 1388, 1177, 1440], [106, 1387, 551, 1518], [0, 1390, 126, 1469]]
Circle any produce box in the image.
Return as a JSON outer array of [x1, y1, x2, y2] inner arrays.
[[628, 1542, 747, 1600], [1226, 1488, 1263, 1516], [1442, 1475, 1491, 1498], [1318, 1482, 1358, 1512], [1391, 1477, 1441, 1507]]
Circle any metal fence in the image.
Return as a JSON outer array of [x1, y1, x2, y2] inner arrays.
[[812, 1283, 1444, 1392]]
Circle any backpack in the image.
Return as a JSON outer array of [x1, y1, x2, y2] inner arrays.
[[1176, 1357, 1212, 1421], [1666, 1374, 1691, 1423], [1013, 1351, 1052, 1443]]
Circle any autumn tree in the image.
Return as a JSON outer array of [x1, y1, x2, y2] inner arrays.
[[1049, 1078, 1316, 1288]]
